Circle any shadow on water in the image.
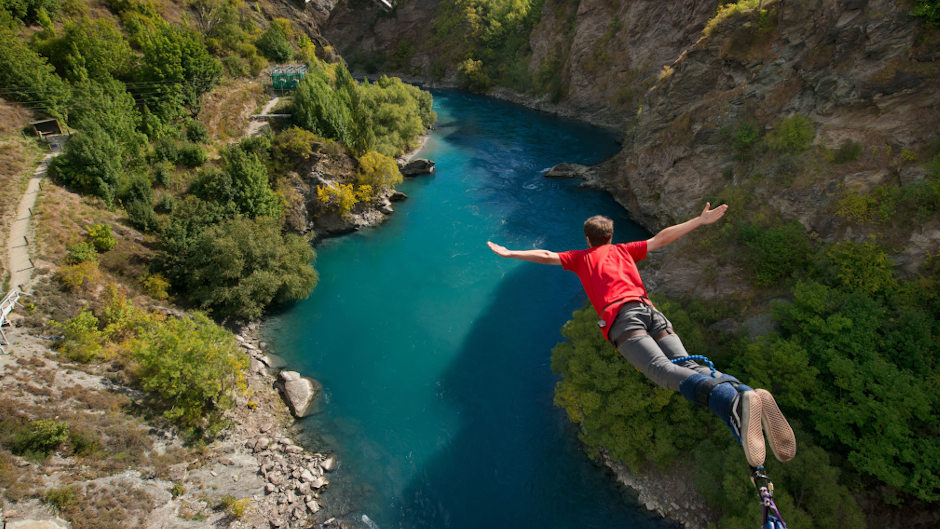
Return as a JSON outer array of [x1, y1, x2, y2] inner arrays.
[[387, 263, 680, 529]]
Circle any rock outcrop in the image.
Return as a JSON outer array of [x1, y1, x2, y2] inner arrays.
[[276, 371, 321, 418], [400, 158, 435, 176]]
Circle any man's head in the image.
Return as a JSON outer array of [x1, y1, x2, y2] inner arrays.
[[584, 215, 613, 247]]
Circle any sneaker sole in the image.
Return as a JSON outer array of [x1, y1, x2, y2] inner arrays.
[[754, 388, 797, 462], [738, 390, 766, 468]]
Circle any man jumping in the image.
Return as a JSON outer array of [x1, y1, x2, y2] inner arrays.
[[487, 203, 796, 467]]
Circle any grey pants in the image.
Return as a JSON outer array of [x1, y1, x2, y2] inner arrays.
[[608, 302, 721, 392]]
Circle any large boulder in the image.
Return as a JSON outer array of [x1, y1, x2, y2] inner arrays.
[[275, 371, 321, 418], [400, 158, 435, 176], [543, 162, 593, 179]]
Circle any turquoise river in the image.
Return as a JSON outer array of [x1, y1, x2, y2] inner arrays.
[[264, 90, 679, 529]]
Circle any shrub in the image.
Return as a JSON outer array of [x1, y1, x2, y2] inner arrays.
[[175, 217, 318, 320], [130, 312, 248, 435], [704, 0, 763, 36], [317, 183, 359, 217], [140, 273, 170, 300], [767, 114, 815, 153], [66, 242, 99, 264], [44, 486, 78, 511], [125, 200, 159, 232], [912, 0, 940, 27], [256, 21, 292, 63], [186, 120, 209, 143], [357, 151, 402, 192], [53, 308, 104, 362], [732, 122, 760, 158], [823, 241, 897, 296], [169, 482, 185, 498], [457, 58, 492, 91], [86, 223, 116, 252], [55, 262, 102, 292], [738, 220, 811, 286], [177, 143, 208, 167], [830, 139, 863, 163], [9, 419, 70, 460]]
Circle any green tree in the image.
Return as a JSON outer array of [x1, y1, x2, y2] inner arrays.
[[137, 24, 222, 122], [292, 65, 352, 145], [767, 114, 815, 153], [0, 19, 68, 116], [255, 20, 292, 63], [179, 217, 317, 319], [129, 312, 247, 435], [37, 17, 135, 82], [357, 151, 402, 192]]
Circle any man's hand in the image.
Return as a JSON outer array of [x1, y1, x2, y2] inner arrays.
[[699, 202, 728, 225], [486, 241, 561, 265], [487, 241, 512, 258]]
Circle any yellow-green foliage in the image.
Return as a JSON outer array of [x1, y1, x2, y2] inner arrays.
[[357, 151, 402, 192], [53, 308, 104, 363], [704, 0, 763, 36], [54, 261, 102, 292], [52, 287, 248, 438], [140, 273, 170, 300], [86, 223, 116, 252], [317, 183, 359, 217], [220, 495, 250, 518], [767, 114, 815, 153]]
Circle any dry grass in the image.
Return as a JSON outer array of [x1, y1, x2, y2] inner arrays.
[[199, 78, 269, 144], [57, 480, 155, 529]]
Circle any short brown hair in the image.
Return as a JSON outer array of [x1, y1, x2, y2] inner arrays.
[[584, 215, 613, 246]]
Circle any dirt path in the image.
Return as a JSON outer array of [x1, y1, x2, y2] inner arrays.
[[6, 153, 55, 293], [245, 96, 281, 137]]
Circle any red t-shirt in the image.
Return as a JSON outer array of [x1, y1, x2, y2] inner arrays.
[[558, 241, 649, 340]]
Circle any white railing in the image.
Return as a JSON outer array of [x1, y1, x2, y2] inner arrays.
[[0, 289, 23, 354]]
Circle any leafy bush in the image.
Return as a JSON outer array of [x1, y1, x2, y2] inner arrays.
[[9, 419, 70, 460], [1, 0, 61, 24], [86, 224, 116, 252], [912, 0, 940, 27], [704, 0, 763, 36], [457, 58, 492, 91], [140, 273, 170, 300], [767, 114, 815, 153], [0, 14, 69, 116], [317, 183, 359, 217], [66, 242, 99, 264], [256, 20, 292, 63], [177, 143, 208, 167], [53, 308, 104, 362], [357, 151, 402, 192], [173, 217, 317, 320], [125, 199, 159, 232], [186, 120, 209, 143], [732, 122, 760, 158], [737, 220, 811, 286], [54, 261, 102, 292], [292, 61, 434, 157], [821, 241, 897, 296], [130, 312, 248, 435], [44, 486, 78, 511], [830, 139, 863, 163]]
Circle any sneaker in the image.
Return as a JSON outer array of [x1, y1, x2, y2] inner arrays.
[[730, 390, 766, 467], [754, 388, 797, 462]]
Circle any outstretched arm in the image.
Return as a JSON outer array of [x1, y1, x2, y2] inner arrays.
[[646, 202, 728, 251], [487, 241, 562, 265]]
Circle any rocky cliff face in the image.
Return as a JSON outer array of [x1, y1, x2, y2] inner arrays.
[[324, 0, 939, 288]]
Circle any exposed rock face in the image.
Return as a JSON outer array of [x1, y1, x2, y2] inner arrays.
[[597, 0, 940, 241], [544, 162, 593, 179], [276, 370, 321, 418]]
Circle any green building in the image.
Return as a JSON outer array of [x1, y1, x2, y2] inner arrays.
[[270, 65, 307, 91]]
